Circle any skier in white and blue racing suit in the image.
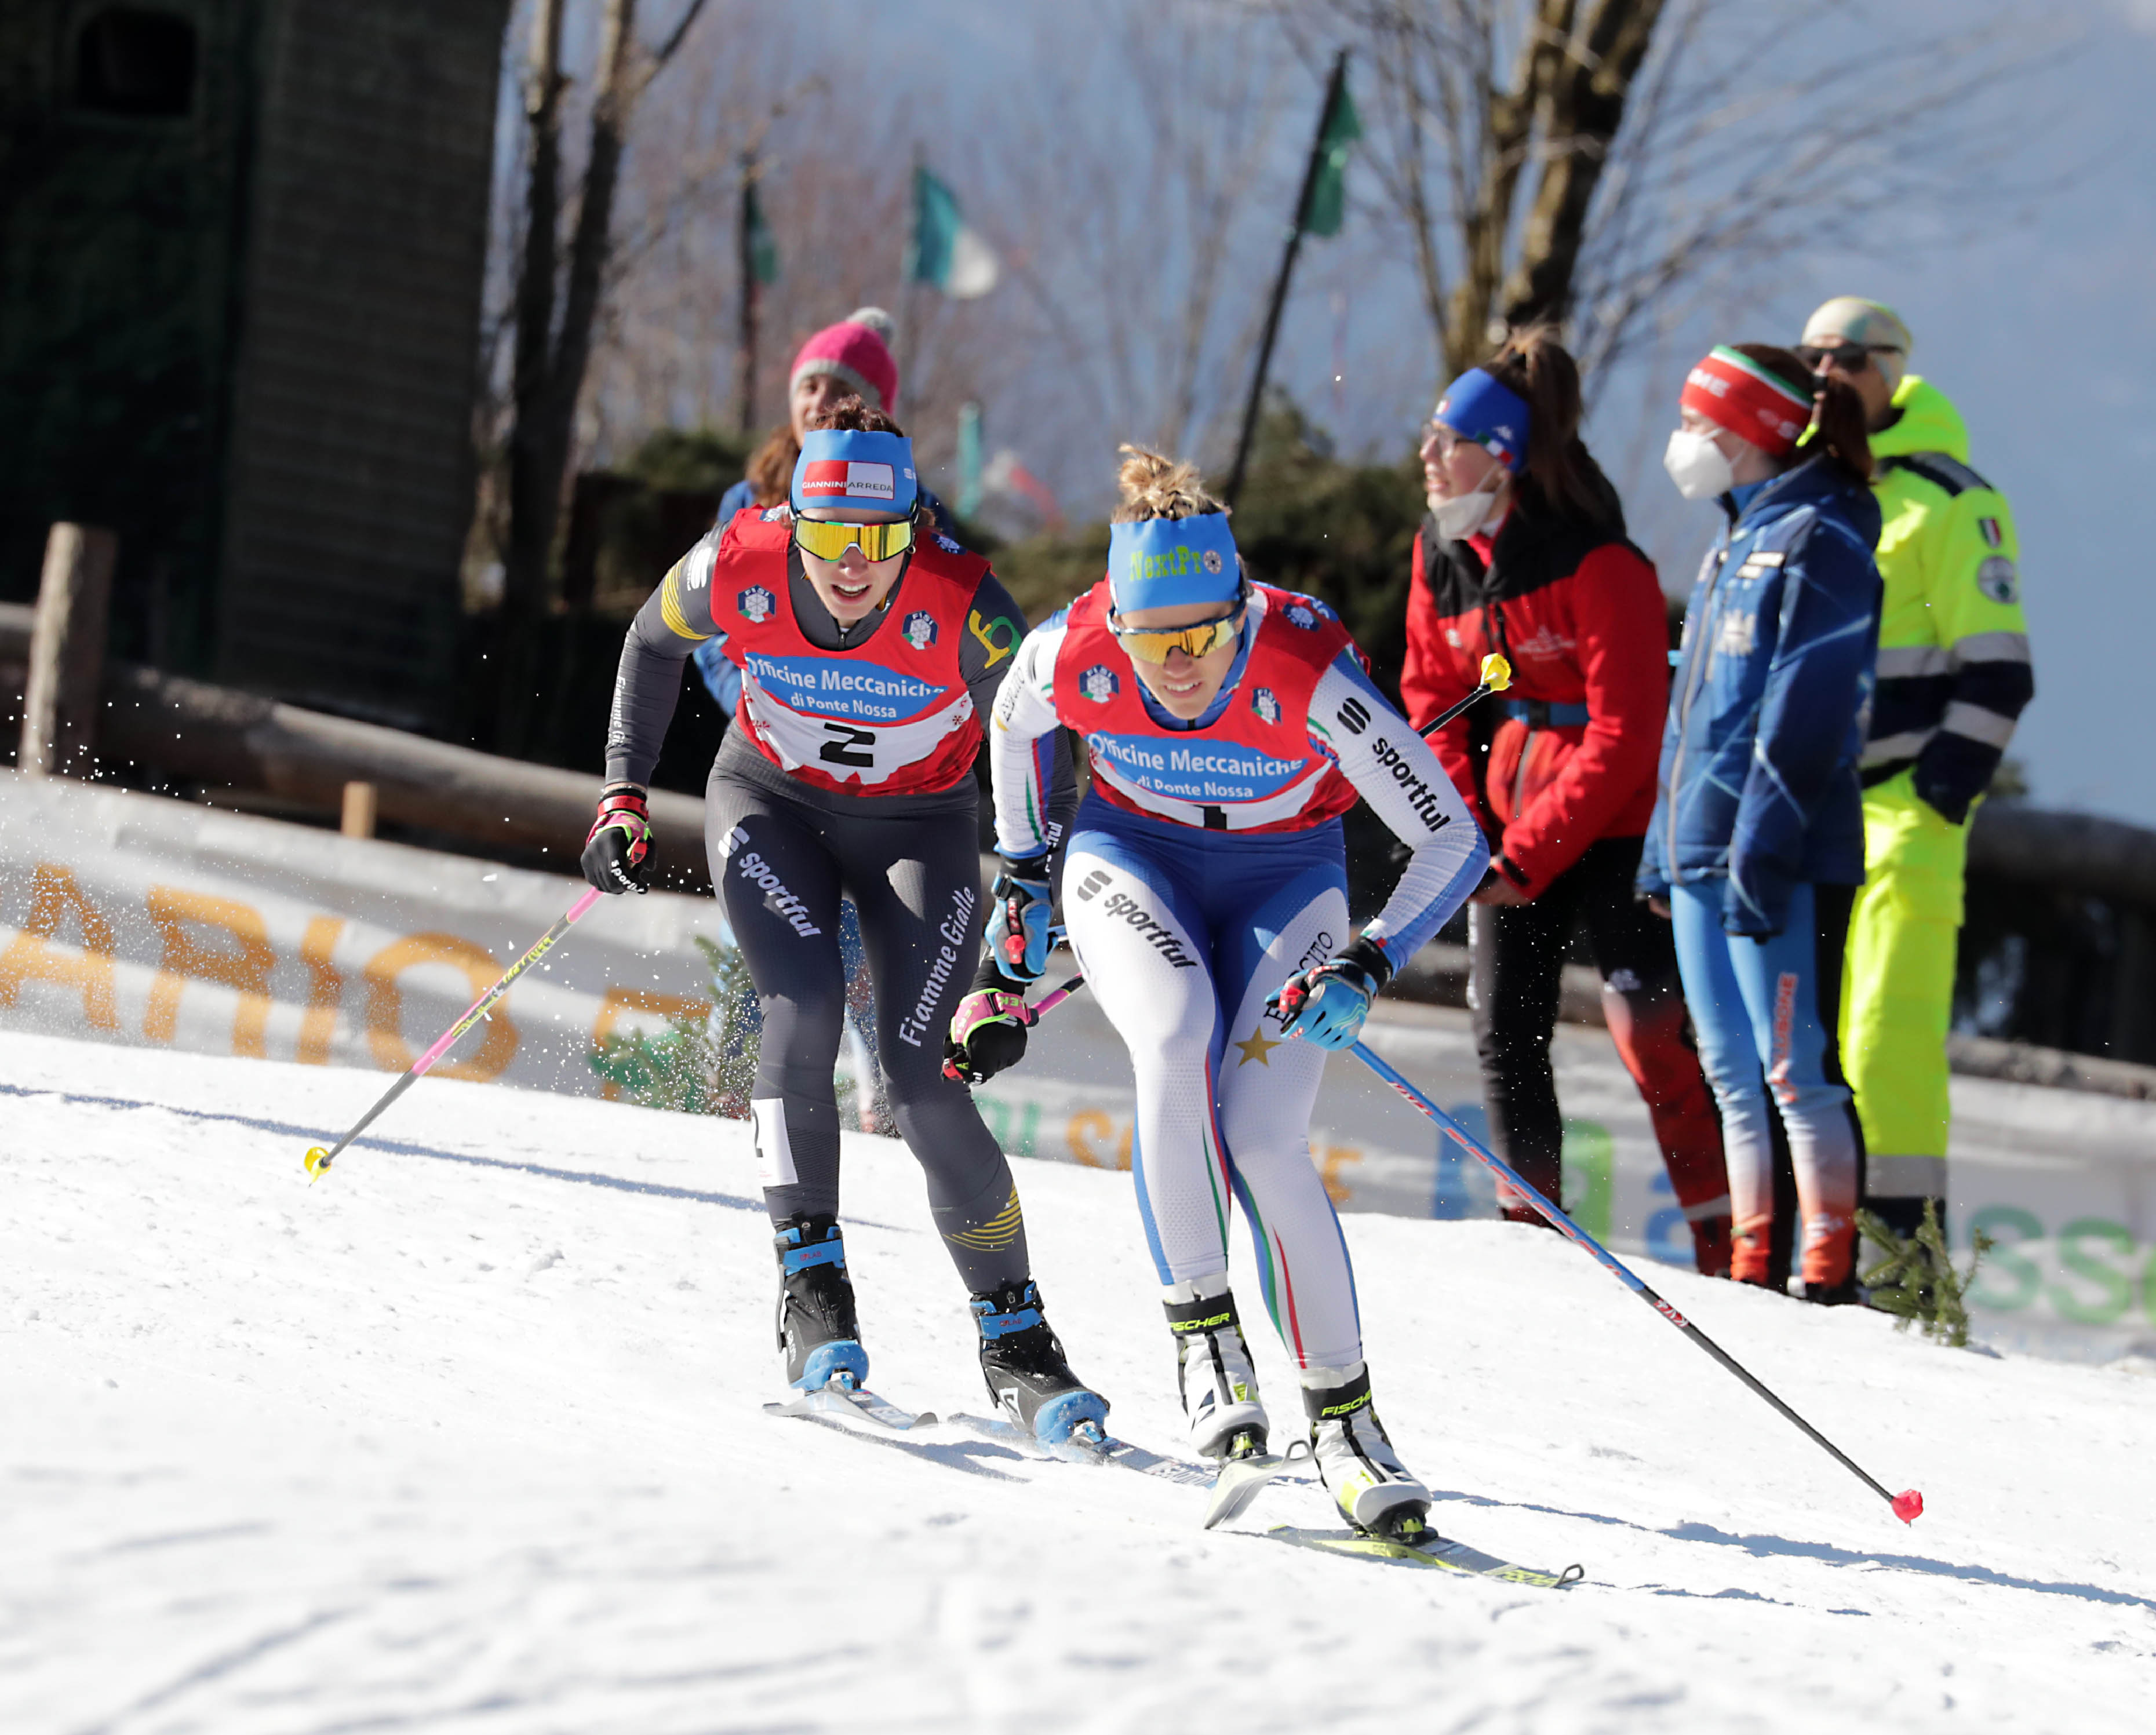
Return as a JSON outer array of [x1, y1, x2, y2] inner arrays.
[[946, 449, 1487, 1537]]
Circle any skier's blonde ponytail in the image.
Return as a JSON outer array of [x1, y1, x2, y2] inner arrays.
[[1112, 444, 1226, 524]]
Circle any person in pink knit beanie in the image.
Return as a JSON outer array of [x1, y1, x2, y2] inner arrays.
[[736, 308, 901, 513]]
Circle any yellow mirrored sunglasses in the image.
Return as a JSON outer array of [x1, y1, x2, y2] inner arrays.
[[792, 513, 918, 562], [1108, 596, 1247, 665]]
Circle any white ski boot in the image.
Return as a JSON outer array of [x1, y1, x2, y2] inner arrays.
[[1165, 1278, 1269, 1460], [1302, 1363, 1429, 1535]]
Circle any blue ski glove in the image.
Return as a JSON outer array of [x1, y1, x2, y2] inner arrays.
[[1267, 936, 1393, 1051], [944, 974, 1038, 1084], [988, 857, 1054, 983], [581, 782, 651, 894]]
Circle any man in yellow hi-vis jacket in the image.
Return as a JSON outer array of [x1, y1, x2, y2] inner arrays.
[[1797, 298, 2035, 1240]]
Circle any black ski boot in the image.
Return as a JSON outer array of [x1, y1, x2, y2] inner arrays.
[[774, 1215, 868, 1393], [970, 1279, 1110, 1446]]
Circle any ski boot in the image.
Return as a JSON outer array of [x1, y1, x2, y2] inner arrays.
[[1729, 1213, 1776, 1289], [1165, 1279, 1269, 1461], [774, 1215, 868, 1393], [1302, 1364, 1430, 1536], [971, 1279, 1110, 1448], [1800, 1222, 1860, 1306]]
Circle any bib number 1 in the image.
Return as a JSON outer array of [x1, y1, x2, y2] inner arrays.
[[818, 721, 877, 768]]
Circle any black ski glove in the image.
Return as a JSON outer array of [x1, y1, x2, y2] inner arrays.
[[944, 961, 1037, 1084], [581, 782, 651, 894]]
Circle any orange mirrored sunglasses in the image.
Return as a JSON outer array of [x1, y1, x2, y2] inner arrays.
[[792, 513, 918, 562], [1108, 596, 1247, 665]]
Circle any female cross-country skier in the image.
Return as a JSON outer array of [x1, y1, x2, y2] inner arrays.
[[581, 397, 1108, 1444], [946, 447, 1488, 1539], [1401, 327, 1732, 1273], [1640, 344, 1883, 1301]]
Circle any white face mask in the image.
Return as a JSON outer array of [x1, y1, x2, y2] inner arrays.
[[1663, 428, 1736, 502], [1429, 484, 1503, 540]]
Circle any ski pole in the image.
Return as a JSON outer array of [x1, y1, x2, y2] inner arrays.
[[1028, 971, 1086, 1019], [1346, 1038, 1924, 1525], [304, 887, 604, 1183], [1417, 652, 1513, 738]]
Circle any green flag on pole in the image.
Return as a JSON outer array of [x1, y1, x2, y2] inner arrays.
[[745, 176, 779, 286], [908, 165, 1000, 298], [1298, 72, 1363, 238]]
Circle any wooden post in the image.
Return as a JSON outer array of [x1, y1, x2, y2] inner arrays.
[[340, 780, 378, 840], [19, 523, 116, 778]]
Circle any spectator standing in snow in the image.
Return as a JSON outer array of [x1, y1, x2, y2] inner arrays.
[[1640, 344, 1882, 1302], [1400, 327, 1732, 1274], [1796, 298, 2034, 1244]]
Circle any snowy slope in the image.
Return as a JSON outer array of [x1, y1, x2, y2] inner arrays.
[[4, 1031, 2153, 1734]]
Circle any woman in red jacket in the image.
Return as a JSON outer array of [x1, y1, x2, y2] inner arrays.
[[1399, 329, 1731, 1274]]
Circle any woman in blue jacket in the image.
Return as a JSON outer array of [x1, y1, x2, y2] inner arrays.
[[1641, 344, 1882, 1302]]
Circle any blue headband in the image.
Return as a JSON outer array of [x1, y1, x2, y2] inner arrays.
[[791, 428, 919, 516], [1106, 513, 1242, 613], [1433, 369, 1530, 473]]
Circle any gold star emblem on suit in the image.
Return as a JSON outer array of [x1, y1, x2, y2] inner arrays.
[[1234, 1026, 1280, 1067]]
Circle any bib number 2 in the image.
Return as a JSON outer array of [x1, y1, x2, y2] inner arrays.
[[818, 722, 877, 768]]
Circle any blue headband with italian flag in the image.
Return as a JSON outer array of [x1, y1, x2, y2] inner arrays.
[[1433, 368, 1531, 473], [1106, 513, 1242, 613], [790, 428, 919, 515]]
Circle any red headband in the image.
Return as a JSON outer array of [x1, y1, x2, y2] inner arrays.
[[1681, 347, 1813, 457]]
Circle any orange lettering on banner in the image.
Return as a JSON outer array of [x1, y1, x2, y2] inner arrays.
[[1316, 1142, 1362, 1207], [143, 886, 276, 1055], [363, 932, 518, 1081], [296, 916, 346, 1065], [1066, 1109, 1111, 1168], [1066, 1109, 1135, 1172], [592, 987, 710, 1102], [0, 862, 119, 1029]]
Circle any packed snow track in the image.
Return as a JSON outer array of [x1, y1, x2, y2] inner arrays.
[[4, 1032, 2151, 1733]]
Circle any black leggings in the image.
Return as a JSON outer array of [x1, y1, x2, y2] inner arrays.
[[1469, 834, 1728, 1223], [707, 759, 1028, 1293]]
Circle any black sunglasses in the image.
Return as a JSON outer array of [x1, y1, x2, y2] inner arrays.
[[1797, 342, 1898, 373]]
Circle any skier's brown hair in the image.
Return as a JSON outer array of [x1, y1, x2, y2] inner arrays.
[[1480, 325, 1609, 524]]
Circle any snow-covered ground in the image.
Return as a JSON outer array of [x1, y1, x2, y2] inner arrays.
[[5, 1030, 2153, 1733]]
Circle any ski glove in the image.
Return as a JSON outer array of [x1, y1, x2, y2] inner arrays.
[[944, 972, 1037, 1084], [581, 782, 652, 894], [988, 858, 1054, 983], [1267, 935, 1393, 1052]]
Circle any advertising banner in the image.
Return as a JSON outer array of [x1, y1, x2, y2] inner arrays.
[[5, 773, 2151, 1360], [0, 774, 724, 1101]]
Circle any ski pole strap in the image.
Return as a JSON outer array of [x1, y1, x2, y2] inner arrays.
[[1345, 1038, 1917, 1520]]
